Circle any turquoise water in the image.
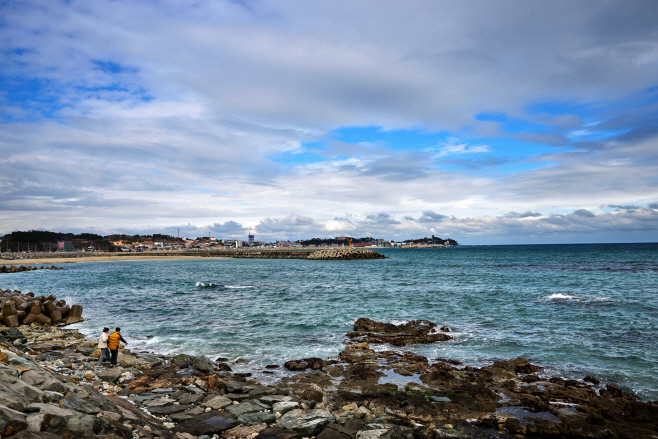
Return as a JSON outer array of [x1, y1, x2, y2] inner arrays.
[[4, 243, 658, 400]]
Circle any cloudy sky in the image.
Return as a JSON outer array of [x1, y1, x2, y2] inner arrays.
[[1, 0, 658, 244]]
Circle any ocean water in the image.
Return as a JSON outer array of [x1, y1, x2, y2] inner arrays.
[[4, 243, 658, 401]]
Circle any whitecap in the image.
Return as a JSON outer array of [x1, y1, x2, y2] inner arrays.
[[224, 285, 257, 289], [540, 293, 611, 303]]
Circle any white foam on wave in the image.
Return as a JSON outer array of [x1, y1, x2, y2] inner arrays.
[[195, 281, 216, 287], [541, 293, 611, 303], [224, 285, 257, 289]]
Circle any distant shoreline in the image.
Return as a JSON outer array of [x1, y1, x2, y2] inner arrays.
[[0, 255, 231, 265]]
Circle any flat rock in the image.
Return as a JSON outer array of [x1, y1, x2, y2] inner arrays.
[[173, 411, 240, 436], [255, 427, 303, 439], [202, 395, 232, 410], [260, 395, 293, 406], [276, 409, 336, 436], [238, 411, 277, 426], [225, 400, 271, 417], [149, 404, 194, 416], [273, 401, 300, 415], [60, 394, 101, 415], [96, 368, 123, 383], [177, 393, 205, 405]]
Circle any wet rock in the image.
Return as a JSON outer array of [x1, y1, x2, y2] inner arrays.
[[584, 375, 600, 385], [284, 358, 325, 371], [276, 409, 336, 435], [346, 318, 452, 346], [339, 343, 377, 363], [171, 353, 215, 373]]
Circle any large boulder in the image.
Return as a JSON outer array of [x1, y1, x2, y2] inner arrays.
[[20, 370, 67, 394], [171, 354, 215, 373], [25, 403, 98, 438], [276, 409, 336, 435]]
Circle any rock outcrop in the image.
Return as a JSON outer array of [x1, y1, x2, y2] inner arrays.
[[0, 319, 656, 439], [346, 318, 452, 346]]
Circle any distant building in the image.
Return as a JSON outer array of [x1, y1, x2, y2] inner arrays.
[[235, 240, 242, 248], [57, 241, 73, 252], [248, 234, 254, 244]]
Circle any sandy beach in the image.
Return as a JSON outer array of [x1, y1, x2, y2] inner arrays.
[[0, 255, 229, 265]]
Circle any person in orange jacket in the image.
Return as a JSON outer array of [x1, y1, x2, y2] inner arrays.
[[107, 327, 128, 367]]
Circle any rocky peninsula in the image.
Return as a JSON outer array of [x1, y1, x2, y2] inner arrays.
[[0, 308, 656, 438]]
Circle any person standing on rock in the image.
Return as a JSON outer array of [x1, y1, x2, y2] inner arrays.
[[107, 327, 128, 367], [97, 327, 110, 366]]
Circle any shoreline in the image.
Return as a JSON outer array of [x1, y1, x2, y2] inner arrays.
[[0, 255, 230, 265], [1, 318, 656, 438]]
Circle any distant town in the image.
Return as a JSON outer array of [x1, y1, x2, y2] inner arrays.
[[0, 230, 458, 253]]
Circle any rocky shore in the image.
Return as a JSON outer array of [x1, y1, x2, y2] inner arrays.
[[0, 266, 66, 274], [0, 317, 656, 439]]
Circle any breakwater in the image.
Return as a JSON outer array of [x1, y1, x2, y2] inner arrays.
[[0, 248, 388, 261]]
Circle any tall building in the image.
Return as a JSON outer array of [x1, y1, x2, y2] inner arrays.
[[248, 234, 254, 244]]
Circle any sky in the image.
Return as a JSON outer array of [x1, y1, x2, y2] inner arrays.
[[1, 0, 658, 244]]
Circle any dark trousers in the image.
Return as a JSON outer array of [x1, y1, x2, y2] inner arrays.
[[110, 349, 118, 365]]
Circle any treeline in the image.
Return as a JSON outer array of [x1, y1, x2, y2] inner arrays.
[[104, 234, 183, 244], [404, 236, 458, 245], [0, 230, 117, 253]]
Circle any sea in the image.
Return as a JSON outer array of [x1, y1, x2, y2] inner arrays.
[[4, 243, 658, 401]]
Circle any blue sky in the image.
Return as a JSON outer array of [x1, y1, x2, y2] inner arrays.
[[1, 0, 658, 244]]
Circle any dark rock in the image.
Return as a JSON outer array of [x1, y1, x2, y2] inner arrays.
[[171, 354, 215, 373], [226, 393, 250, 402], [0, 405, 28, 436], [238, 411, 277, 426], [149, 404, 194, 415], [266, 365, 280, 369], [347, 318, 452, 346], [173, 411, 240, 436], [225, 400, 271, 417], [177, 393, 205, 405], [521, 374, 540, 383], [317, 422, 357, 439], [0, 329, 26, 343], [4, 432, 63, 439], [584, 375, 600, 385], [600, 383, 624, 398], [255, 427, 302, 439], [225, 381, 246, 393], [60, 394, 101, 415]]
